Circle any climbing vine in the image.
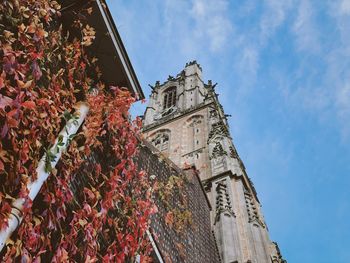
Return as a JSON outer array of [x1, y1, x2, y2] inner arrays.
[[154, 161, 193, 234], [0, 0, 155, 262]]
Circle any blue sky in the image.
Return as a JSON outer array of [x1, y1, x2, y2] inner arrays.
[[107, 1, 350, 262]]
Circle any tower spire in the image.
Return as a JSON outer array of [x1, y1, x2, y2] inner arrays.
[[143, 62, 286, 263]]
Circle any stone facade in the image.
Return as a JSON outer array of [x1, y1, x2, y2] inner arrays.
[[143, 61, 286, 263]]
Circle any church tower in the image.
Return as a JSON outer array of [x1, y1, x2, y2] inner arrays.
[[142, 61, 285, 263]]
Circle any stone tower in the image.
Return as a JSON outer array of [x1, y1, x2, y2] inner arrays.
[[142, 61, 285, 263]]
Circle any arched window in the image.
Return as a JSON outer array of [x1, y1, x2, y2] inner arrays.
[[163, 87, 177, 110], [151, 130, 170, 152], [184, 115, 204, 152]]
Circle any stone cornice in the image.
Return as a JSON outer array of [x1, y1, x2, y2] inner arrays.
[[151, 72, 206, 91], [202, 170, 260, 204], [142, 101, 214, 132], [182, 146, 206, 157]]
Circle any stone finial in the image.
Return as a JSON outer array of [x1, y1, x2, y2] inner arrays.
[[185, 60, 202, 71], [177, 70, 186, 80], [149, 81, 160, 93], [167, 75, 175, 81]]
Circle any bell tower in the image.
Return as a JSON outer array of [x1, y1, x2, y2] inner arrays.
[[142, 61, 285, 263]]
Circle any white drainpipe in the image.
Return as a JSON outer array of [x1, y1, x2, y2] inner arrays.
[[0, 102, 89, 251], [146, 230, 164, 263]]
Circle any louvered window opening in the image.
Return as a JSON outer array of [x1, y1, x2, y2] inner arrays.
[[163, 87, 177, 110]]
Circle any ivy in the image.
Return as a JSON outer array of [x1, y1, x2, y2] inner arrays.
[[155, 170, 193, 234], [0, 1, 155, 262], [44, 147, 56, 173]]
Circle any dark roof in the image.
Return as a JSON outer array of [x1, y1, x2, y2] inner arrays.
[[60, 0, 144, 100]]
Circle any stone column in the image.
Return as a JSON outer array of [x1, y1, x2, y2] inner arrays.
[[212, 177, 242, 263]]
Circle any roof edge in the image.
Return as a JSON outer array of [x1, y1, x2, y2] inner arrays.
[[95, 0, 144, 100]]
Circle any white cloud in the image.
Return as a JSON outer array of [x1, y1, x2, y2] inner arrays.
[[238, 0, 257, 16], [228, 0, 293, 102], [191, 0, 206, 17], [189, 0, 233, 52], [292, 0, 320, 53], [335, 83, 350, 138], [110, 0, 350, 140], [339, 0, 350, 15], [323, 0, 350, 139], [206, 16, 233, 52], [240, 47, 259, 78], [260, 0, 292, 45], [336, 83, 350, 114]]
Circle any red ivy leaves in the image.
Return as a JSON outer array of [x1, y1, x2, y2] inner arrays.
[[0, 196, 12, 230], [21, 100, 36, 110], [1, 0, 156, 262], [0, 0, 80, 198], [165, 211, 174, 227]]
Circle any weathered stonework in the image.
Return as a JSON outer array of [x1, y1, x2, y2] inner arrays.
[[143, 61, 286, 263]]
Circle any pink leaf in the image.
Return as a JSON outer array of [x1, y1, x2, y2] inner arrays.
[[0, 95, 13, 110], [22, 101, 36, 109]]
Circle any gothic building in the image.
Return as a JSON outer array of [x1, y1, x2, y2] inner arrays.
[[143, 61, 286, 263]]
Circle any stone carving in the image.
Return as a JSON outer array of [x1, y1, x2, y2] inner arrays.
[[271, 242, 287, 263], [148, 80, 161, 92], [167, 75, 175, 81], [151, 132, 170, 152], [229, 146, 238, 159], [153, 106, 178, 121], [202, 180, 212, 192], [247, 176, 258, 198], [207, 80, 217, 90], [161, 105, 177, 117], [214, 180, 235, 223], [210, 142, 227, 160], [244, 190, 265, 228], [185, 60, 202, 71], [177, 70, 186, 81], [209, 109, 218, 118], [188, 116, 202, 127], [208, 122, 229, 142], [212, 156, 226, 173]]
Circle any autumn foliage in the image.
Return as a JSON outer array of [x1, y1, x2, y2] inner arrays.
[[0, 0, 155, 261]]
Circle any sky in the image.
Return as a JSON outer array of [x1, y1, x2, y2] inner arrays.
[[106, 1, 350, 262]]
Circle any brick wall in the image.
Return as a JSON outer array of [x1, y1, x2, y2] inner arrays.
[[136, 143, 221, 263]]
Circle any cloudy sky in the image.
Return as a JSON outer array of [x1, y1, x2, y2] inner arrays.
[[106, 0, 350, 262]]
